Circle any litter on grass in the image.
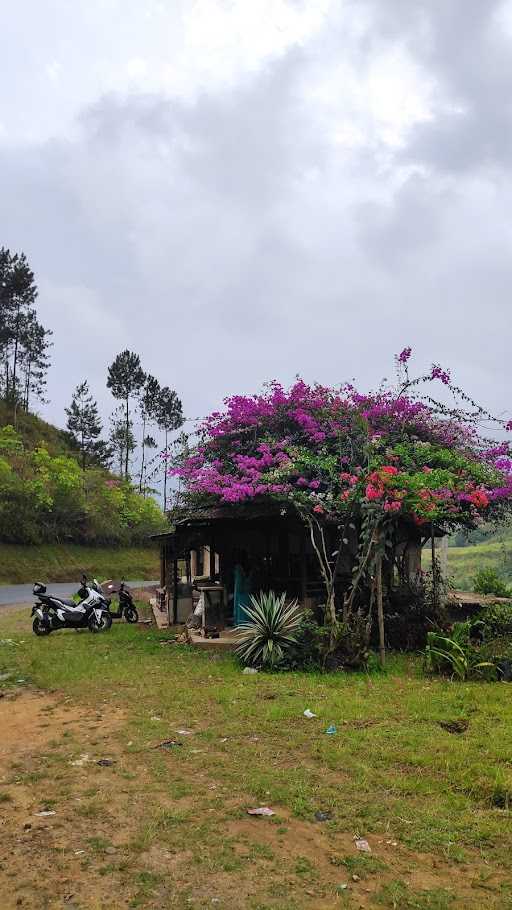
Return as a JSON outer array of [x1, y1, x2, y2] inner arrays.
[[314, 810, 333, 822], [154, 740, 183, 750], [355, 838, 371, 853], [247, 807, 275, 817], [70, 754, 90, 767], [243, 667, 258, 675], [303, 709, 317, 718], [35, 810, 56, 817], [175, 729, 193, 736], [97, 758, 116, 767], [325, 724, 337, 735]]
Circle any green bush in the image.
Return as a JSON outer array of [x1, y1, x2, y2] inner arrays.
[[424, 623, 498, 680], [0, 425, 165, 545], [477, 602, 512, 638], [473, 567, 511, 598]]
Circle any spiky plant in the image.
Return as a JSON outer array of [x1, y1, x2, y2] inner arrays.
[[235, 591, 303, 669]]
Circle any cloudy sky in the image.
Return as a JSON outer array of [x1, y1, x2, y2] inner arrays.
[[2, 0, 511, 443]]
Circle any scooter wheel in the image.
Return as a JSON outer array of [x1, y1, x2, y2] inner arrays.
[[33, 617, 51, 636], [125, 607, 139, 623], [88, 612, 113, 633]]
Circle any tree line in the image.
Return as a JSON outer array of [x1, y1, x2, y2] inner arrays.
[[68, 353, 182, 508], [0, 248, 52, 418], [1, 247, 183, 510]]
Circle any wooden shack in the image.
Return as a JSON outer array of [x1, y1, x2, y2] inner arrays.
[[153, 502, 428, 628]]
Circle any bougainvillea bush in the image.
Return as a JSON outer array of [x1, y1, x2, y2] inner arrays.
[[170, 351, 512, 664]]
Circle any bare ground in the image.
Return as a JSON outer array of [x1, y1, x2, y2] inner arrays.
[[0, 688, 509, 909]]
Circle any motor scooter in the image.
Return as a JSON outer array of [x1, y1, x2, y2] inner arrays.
[[31, 577, 112, 636], [104, 580, 139, 623]]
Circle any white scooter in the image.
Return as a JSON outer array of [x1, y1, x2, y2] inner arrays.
[[31, 576, 113, 636]]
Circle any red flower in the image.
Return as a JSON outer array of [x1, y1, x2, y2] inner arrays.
[[381, 465, 399, 476], [313, 504, 324, 514]]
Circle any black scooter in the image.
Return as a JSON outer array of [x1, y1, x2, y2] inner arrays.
[[104, 581, 139, 623]]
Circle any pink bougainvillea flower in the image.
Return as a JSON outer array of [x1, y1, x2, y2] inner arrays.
[[381, 465, 399, 476], [366, 483, 383, 501], [384, 501, 401, 512], [313, 504, 324, 514], [398, 347, 412, 364]]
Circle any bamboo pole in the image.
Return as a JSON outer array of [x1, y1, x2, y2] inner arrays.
[[375, 543, 385, 669]]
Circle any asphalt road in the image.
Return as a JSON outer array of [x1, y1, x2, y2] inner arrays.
[[0, 581, 158, 607]]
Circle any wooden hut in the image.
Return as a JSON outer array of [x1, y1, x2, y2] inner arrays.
[[153, 503, 427, 629]]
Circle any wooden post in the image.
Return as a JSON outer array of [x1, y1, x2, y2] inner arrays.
[[375, 540, 385, 668], [172, 558, 178, 625], [431, 524, 437, 610]]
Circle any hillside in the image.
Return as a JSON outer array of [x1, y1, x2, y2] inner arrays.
[[0, 543, 159, 584], [444, 535, 512, 590], [0, 400, 77, 456], [0, 407, 166, 549]]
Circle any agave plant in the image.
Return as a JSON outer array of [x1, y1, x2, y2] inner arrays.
[[235, 590, 303, 669]]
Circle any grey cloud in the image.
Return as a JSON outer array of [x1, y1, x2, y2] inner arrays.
[[0, 0, 511, 459]]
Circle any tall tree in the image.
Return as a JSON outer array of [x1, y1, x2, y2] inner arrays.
[[65, 381, 103, 471], [156, 386, 184, 510], [106, 350, 145, 479], [138, 374, 161, 494], [0, 247, 51, 421], [109, 406, 136, 477], [19, 312, 53, 411]]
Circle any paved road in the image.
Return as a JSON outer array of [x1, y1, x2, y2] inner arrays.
[[0, 581, 158, 607]]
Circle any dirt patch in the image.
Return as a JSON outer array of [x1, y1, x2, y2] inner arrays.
[[0, 689, 130, 910], [0, 690, 509, 909]]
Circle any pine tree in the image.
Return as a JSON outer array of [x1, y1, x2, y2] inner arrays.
[[106, 350, 146, 479], [156, 386, 184, 510], [0, 248, 50, 423], [138, 374, 161, 493], [109, 407, 136, 477], [65, 381, 103, 471]]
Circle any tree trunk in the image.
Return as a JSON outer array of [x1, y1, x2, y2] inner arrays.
[[139, 413, 146, 493], [375, 551, 385, 668], [124, 397, 129, 479], [163, 428, 168, 511]]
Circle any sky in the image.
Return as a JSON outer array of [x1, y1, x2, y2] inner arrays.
[[2, 0, 511, 448]]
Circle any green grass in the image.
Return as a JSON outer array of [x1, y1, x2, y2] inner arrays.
[[0, 543, 159, 583], [2, 611, 512, 907], [423, 532, 512, 591], [445, 539, 512, 591]]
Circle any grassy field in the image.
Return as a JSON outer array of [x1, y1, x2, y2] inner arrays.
[[1, 610, 512, 908], [444, 538, 512, 591], [0, 543, 160, 584]]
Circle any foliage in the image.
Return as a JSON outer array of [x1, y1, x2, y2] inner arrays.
[[476, 601, 512, 638], [473, 567, 511, 598], [66, 380, 105, 470], [107, 349, 146, 478], [424, 624, 498, 680], [171, 350, 512, 665], [235, 590, 303, 668], [0, 424, 165, 545], [0, 247, 52, 414]]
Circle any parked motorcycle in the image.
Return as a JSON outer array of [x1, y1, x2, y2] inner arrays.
[[104, 580, 139, 623], [31, 576, 113, 636]]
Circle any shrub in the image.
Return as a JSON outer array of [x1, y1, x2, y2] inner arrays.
[[424, 623, 498, 680], [235, 591, 303, 669], [477, 602, 512, 638], [473, 568, 511, 598]]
